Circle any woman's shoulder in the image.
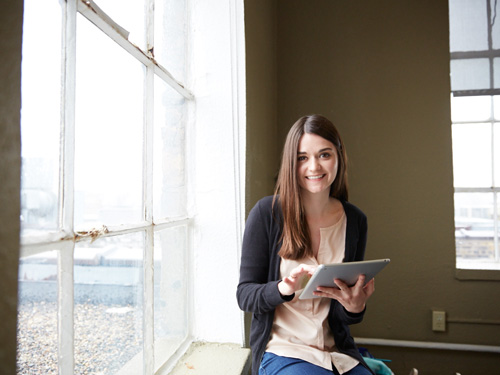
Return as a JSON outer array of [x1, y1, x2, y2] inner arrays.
[[341, 200, 367, 220], [246, 195, 282, 231], [251, 195, 280, 214]]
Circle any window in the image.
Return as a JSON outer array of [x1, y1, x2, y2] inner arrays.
[[18, 0, 194, 373], [449, 0, 500, 270]]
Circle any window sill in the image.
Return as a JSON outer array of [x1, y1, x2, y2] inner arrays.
[[169, 342, 251, 375], [455, 268, 500, 281]]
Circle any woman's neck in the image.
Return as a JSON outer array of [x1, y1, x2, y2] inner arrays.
[[301, 190, 333, 218]]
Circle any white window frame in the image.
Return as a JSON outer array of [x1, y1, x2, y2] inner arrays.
[[20, 0, 247, 372], [450, 0, 500, 271], [20, 0, 196, 373], [20, 0, 246, 371]]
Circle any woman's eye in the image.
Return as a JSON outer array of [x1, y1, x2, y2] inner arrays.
[[320, 153, 330, 158], [298, 156, 306, 161]]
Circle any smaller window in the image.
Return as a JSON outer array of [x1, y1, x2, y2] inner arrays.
[[449, 0, 500, 270]]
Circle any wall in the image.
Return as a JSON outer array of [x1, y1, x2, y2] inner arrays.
[[245, 0, 500, 374], [244, 0, 279, 347], [189, 0, 247, 344], [244, 0, 279, 214], [0, 1, 22, 374]]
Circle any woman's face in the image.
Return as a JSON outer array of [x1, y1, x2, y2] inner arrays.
[[296, 132, 338, 196]]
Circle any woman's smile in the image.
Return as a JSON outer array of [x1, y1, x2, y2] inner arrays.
[[306, 174, 326, 180]]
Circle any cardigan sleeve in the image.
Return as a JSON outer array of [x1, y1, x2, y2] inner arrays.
[[236, 197, 292, 314]]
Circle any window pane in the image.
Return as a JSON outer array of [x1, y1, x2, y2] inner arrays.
[[452, 123, 492, 187], [17, 250, 59, 374], [88, 0, 146, 51], [494, 123, 500, 186], [75, 15, 144, 230], [455, 192, 495, 260], [449, 0, 488, 52], [74, 232, 144, 373], [493, 96, 500, 120], [450, 58, 490, 92], [153, 77, 187, 219], [451, 95, 492, 122], [494, 58, 500, 89], [155, 0, 187, 82], [492, 0, 500, 49], [20, 0, 62, 236], [154, 225, 188, 370]]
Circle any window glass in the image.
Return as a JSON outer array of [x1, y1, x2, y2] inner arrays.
[[155, 0, 187, 82], [455, 192, 495, 260], [451, 95, 492, 122], [449, 0, 488, 52], [154, 225, 188, 369], [493, 96, 500, 120], [20, 0, 61, 236], [75, 15, 144, 230], [493, 123, 500, 186], [153, 77, 187, 219], [450, 58, 490, 92], [17, 250, 59, 373], [88, 0, 146, 51], [492, 0, 500, 49], [452, 123, 492, 187], [74, 233, 144, 373], [494, 57, 500, 89]]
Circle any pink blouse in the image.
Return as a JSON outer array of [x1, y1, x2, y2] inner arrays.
[[265, 212, 359, 374]]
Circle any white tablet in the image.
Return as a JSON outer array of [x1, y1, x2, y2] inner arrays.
[[299, 258, 390, 300]]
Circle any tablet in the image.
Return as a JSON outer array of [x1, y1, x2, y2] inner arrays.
[[299, 258, 390, 300]]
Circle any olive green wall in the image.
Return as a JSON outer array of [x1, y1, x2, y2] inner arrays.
[[244, 0, 279, 347], [245, 0, 279, 213], [0, 1, 23, 374], [245, 0, 500, 373]]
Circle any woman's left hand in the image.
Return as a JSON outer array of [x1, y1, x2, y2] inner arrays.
[[313, 274, 375, 313]]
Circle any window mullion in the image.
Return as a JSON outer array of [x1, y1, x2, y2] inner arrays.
[[58, 242, 75, 375], [491, 94, 499, 262], [143, 0, 155, 373], [59, 0, 77, 372], [60, 1, 77, 236]]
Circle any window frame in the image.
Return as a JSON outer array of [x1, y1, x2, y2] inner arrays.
[[19, 0, 194, 373], [450, 0, 500, 273]]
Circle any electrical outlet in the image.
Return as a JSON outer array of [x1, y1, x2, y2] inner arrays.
[[432, 310, 446, 332]]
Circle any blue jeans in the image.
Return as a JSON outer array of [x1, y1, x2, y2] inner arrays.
[[259, 352, 372, 375]]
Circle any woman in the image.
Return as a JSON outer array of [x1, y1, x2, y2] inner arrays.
[[237, 114, 375, 375]]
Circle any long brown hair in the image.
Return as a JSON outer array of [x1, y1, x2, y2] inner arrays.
[[273, 114, 348, 260]]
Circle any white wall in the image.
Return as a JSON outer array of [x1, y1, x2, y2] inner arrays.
[[188, 0, 246, 344]]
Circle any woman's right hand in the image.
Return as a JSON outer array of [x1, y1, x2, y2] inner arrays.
[[278, 264, 317, 297]]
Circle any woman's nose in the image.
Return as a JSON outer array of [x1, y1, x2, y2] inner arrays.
[[309, 157, 320, 171]]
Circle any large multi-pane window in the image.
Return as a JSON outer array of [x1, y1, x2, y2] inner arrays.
[[18, 0, 193, 373], [450, 0, 500, 270]]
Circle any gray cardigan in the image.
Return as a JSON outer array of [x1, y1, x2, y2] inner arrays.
[[236, 195, 374, 375]]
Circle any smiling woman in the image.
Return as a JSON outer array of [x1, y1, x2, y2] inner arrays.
[[275, 114, 349, 261], [237, 114, 375, 375]]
